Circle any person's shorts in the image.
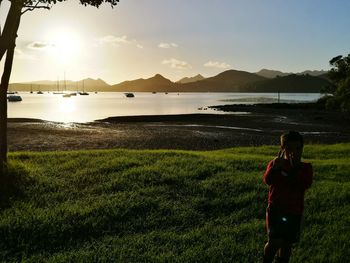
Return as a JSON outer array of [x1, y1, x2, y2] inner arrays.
[[266, 206, 303, 244]]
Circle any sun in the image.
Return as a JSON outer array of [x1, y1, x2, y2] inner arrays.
[[45, 27, 82, 66]]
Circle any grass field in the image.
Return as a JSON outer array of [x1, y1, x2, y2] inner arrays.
[[0, 144, 349, 262]]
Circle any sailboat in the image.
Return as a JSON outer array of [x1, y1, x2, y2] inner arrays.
[[37, 85, 43, 94], [79, 79, 89, 95], [53, 77, 64, 94]]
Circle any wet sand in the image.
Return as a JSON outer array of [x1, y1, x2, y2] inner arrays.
[[7, 104, 350, 151]]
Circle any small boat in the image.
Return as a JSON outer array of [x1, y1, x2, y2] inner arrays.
[[37, 91, 43, 94], [152, 92, 157, 94], [7, 95, 22, 102], [78, 80, 89, 95], [69, 92, 77, 96], [7, 91, 16, 94], [62, 94, 71, 98], [124, 93, 135, 98]]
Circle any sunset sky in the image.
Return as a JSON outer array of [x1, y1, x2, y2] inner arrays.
[[1, 0, 350, 84]]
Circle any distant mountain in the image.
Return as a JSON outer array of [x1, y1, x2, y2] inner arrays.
[[299, 70, 328, 76], [112, 74, 177, 92], [177, 74, 205, 84], [243, 74, 333, 93], [9, 78, 111, 92], [256, 69, 328, 78], [78, 78, 110, 89], [179, 70, 267, 92], [256, 69, 291, 78], [9, 69, 332, 93]]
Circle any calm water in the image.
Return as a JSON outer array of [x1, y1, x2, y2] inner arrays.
[[7, 92, 322, 123]]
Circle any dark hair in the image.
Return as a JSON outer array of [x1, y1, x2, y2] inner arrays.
[[280, 131, 304, 148]]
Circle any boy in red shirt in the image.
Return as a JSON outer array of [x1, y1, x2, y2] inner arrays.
[[263, 131, 313, 263]]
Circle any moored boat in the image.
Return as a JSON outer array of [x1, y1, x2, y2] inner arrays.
[[7, 95, 22, 102], [124, 93, 135, 98]]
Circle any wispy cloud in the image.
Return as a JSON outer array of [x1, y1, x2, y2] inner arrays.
[[158, 42, 178, 49], [14, 49, 36, 60], [162, 58, 191, 69], [204, 61, 231, 69], [97, 35, 143, 49], [27, 41, 54, 50]]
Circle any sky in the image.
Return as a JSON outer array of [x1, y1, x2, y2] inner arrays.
[[1, 0, 350, 84]]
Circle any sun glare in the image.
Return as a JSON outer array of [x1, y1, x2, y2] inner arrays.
[[46, 28, 82, 66], [59, 97, 76, 114]]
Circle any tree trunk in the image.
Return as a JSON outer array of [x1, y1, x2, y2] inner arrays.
[[0, 46, 15, 175], [0, 3, 22, 61], [0, 2, 21, 177]]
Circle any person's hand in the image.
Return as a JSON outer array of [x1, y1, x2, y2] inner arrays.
[[272, 149, 285, 170]]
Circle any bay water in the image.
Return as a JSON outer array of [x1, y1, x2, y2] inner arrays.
[[7, 92, 322, 123]]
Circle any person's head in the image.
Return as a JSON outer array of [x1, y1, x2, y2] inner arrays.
[[280, 131, 304, 163]]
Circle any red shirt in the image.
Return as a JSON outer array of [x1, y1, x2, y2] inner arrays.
[[263, 160, 313, 215]]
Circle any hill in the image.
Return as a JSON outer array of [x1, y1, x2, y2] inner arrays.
[[243, 74, 333, 93], [179, 70, 267, 92], [255, 69, 291, 78], [9, 69, 332, 93], [112, 74, 177, 92], [300, 70, 328, 76], [112, 70, 331, 93], [9, 78, 112, 92], [177, 74, 205, 83], [1, 144, 349, 262], [256, 69, 328, 79]]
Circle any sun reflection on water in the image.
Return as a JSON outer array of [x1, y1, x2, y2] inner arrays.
[[59, 97, 76, 114]]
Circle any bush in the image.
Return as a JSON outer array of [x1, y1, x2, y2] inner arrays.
[[317, 95, 339, 110]]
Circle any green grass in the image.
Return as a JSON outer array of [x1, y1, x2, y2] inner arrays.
[[1, 144, 349, 262]]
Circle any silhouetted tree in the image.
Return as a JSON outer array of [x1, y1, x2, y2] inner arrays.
[[0, 0, 120, 177], [323, 54, 350, 111]]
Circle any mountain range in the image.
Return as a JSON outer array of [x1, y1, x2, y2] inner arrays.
[[255, 69, 328, 78], [176, 74, 205, 84], [9, 69, 332, 93]]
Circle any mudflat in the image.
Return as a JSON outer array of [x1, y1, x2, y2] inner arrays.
[[7, 104, 350, 151]]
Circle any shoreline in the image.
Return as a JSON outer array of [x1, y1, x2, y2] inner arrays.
[[7, 104, 350, 152]]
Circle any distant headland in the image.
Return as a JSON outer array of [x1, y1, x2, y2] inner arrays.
[[9, 68, 331, 93]]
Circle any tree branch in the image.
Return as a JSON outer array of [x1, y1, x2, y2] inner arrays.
[[21, 1, 51, 15]]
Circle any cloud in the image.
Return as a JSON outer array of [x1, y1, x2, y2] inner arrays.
[[14, 49, 36, 60], [204, 61, 231, 69], [97, 35, 143, 48], [162, 58, 191, 69], [158, 42, 178, 49], [27, 41, 53, 50], [136, 44, 144, 49]]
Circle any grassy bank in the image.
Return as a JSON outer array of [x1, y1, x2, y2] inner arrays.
[[1, 144, 349, 262]]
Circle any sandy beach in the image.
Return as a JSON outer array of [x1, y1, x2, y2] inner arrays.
[[7, 104, 350, 152]]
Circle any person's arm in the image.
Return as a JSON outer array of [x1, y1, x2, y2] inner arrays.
[[263, 159, 280, 185]]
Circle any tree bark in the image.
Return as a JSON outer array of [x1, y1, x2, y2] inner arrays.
[[0, 3, 22, 61], [0, 3, 21, 177], [0, 46, 15, 174]]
